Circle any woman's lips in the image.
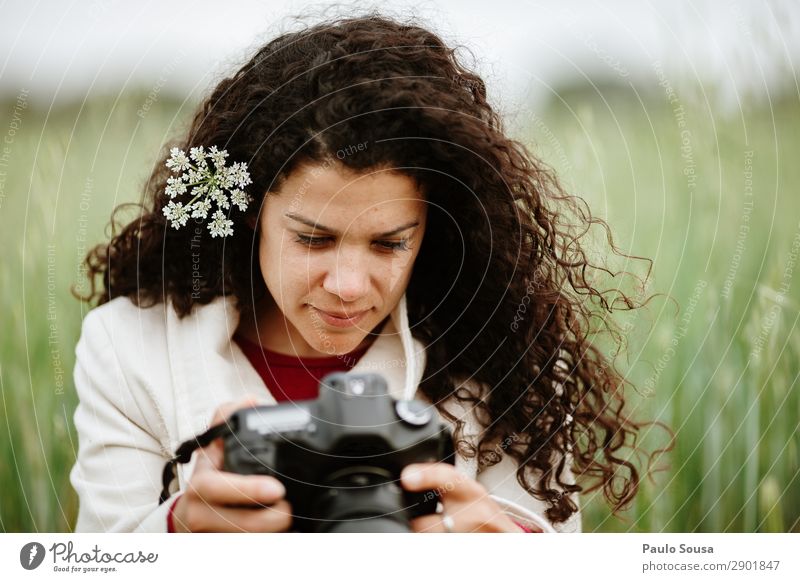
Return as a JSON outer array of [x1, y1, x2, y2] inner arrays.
[[310, 306, 370, 328]]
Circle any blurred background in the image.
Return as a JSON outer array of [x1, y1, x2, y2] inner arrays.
[[1, 0, 798, 532]]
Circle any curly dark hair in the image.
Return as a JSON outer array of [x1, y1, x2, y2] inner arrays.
[[74, 9, 669, 525]]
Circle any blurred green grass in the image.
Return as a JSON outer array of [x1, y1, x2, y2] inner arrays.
[[0, 85, 797, 532]]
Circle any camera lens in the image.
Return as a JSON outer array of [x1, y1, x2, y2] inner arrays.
[[305, 467, 413, 533]]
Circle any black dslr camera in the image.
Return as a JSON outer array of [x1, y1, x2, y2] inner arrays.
[[218, 372, 454, 532]]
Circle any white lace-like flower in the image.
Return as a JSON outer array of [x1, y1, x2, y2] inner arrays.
[[228, 161, 252, 189], [165, 176, 188, 198], [186, 168, 204, 184], [162, 201, 189, 229], [189, 183, 209, 199], [208, 209, 234, 238], [189, 146, 207, 167], [210, 188, 230, 210], [208, 145, 228, 168], [230, 189, 251, 211], [190, 198, 212, 219], [162, 146, 252, 237], [165, 147, 190, 172]]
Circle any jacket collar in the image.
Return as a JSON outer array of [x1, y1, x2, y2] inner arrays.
[[165, 292, 427, 448]]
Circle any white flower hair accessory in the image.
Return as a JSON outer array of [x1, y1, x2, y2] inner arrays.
[[161, 145, 253, 238]]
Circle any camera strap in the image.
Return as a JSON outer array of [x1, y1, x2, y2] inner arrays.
[[158, 421, 233, 504]]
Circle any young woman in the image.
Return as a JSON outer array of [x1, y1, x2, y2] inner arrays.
[[71, 12, 652, 533]]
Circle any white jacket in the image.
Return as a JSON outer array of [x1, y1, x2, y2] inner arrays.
[[69, 292, 582, 533]]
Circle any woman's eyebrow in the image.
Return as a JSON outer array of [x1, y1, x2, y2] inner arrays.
[[284, 212, 419, 237]]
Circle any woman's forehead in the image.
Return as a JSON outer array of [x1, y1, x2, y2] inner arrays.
[[291, 163, 421, 198], [268, 163, 427, 227]]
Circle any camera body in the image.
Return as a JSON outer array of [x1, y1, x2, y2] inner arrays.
[[221, 372, 455, 532]]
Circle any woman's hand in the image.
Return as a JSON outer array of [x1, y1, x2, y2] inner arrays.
[[171, 397, 293, 533], [400, 462, 533, 533]]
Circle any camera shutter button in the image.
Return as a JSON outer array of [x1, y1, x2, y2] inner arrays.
[[395, 400, 432, 426]]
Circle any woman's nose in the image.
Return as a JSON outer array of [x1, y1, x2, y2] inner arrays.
[[322, 252, 370, 302]]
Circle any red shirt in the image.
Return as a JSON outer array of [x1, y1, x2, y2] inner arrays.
[[231, 331, 369, 401]]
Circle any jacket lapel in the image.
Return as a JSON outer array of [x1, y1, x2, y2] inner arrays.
[[349, 293, 427, 402], [165, 294, 272, 485]]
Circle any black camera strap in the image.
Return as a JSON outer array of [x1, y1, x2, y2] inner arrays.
[[158, 421, 232, 504]]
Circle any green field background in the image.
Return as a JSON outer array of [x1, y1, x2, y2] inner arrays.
[[1, 83, 797, 532]]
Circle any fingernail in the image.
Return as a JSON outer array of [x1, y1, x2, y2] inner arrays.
[[402, 466, 421, 487], [261, 480, 284, 497]]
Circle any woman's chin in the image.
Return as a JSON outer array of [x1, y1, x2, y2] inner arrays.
[[316, 340, 366, 357], [298, 331, 363, 357]]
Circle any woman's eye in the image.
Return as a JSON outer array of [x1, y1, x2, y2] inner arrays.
[[295, 234, 331, 247], [374, 239, 409, 252], [294, 234, 409, 252]]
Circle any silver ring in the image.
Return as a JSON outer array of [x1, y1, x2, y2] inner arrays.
[[441, 511, 455, 533]]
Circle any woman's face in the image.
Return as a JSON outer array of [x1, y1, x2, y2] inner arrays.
[[249, 162, 427, 357]]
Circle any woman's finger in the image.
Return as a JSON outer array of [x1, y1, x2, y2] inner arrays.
[[192, 429, 229, 471], [400, 462, 480, 500], [409, 505, 518, 533], [194, 397, 263, 471], [188, 470, 286, 507], [210, 396, 262, 425], [408, 511, 459, 533], [179, 499, 293, 533]]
